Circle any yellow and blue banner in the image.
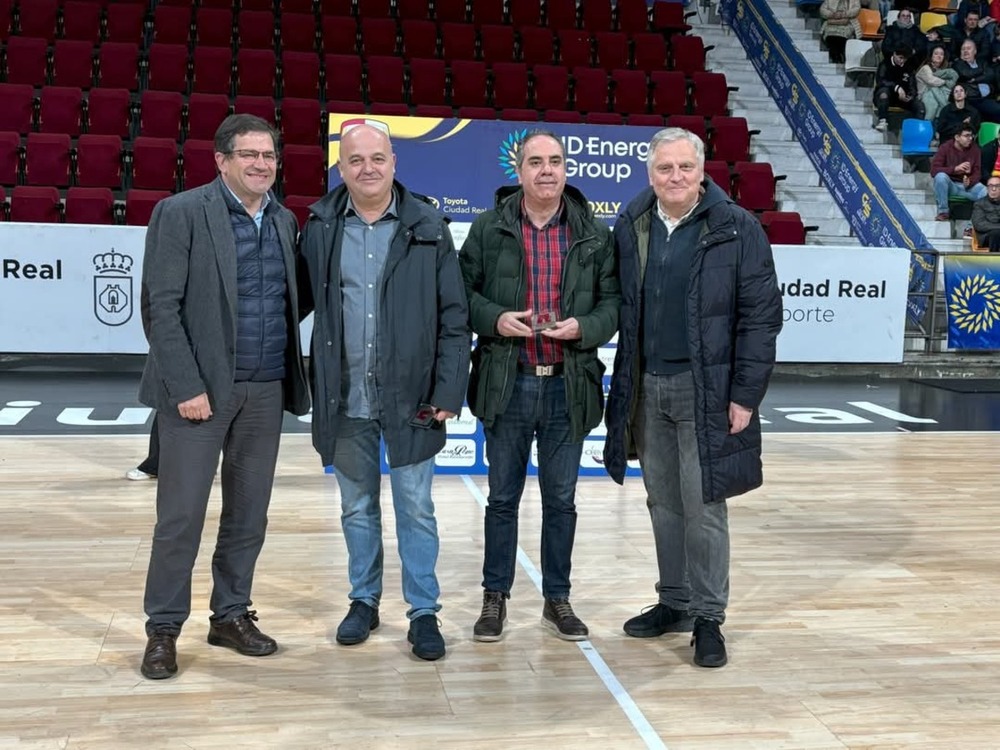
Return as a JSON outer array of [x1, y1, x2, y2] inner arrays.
[[719, 0, 935, 324], [943, 254, 1000, 349]]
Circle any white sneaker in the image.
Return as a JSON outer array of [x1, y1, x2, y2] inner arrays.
[[874, 119, 888, 132], [125, 468, 155, 481]]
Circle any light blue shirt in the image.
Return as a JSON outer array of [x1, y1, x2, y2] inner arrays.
[[222, 180, 271, 230]]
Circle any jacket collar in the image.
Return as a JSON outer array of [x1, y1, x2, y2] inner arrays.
[[308, 179, 432, 228], [494, 183, 596, 238]]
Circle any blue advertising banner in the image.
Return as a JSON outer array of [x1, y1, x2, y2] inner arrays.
[[942, 254, 1000, 349], [326, 113, 661, 226], [719, 0, 936, 324]]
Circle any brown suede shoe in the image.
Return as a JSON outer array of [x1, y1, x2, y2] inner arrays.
[[140, 633, 178, 680], [207, 610, 277, 656]]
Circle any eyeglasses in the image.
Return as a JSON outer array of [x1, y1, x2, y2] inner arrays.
[[227, 149, 278, 163], [987, 184, 1000, 189]]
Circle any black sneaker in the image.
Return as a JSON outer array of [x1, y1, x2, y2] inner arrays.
[[691, 617, 727, 668], [407, 614, 446, 661], [336, 601, 380, 645], [623, 603, 693, 638], [541, 599, 589, 641], [473, 590, 507, 642]]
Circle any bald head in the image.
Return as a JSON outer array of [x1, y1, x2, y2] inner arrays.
[[338, 124, 396, 211]]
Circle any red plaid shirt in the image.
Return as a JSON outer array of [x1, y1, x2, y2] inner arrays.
[[520, 200, 570, 366]]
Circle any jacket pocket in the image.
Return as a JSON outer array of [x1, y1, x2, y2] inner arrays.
[[580, 357, 607, 433]]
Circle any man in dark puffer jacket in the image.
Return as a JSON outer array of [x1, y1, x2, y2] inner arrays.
[[603, 128, 782, 668]]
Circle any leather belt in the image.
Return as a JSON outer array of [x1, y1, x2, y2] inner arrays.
[[517, 362, 564, 376]]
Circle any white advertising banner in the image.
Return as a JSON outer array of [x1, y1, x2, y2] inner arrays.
[[1, 224, 910, 363]]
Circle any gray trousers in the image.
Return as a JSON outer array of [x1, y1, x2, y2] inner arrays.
[[633, 371, 730, 623], [144, 380, 283, 636]]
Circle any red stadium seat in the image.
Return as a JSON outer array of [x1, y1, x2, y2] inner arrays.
[[611, 69, 648, 114], [397, 0, 431, 19], [321, 16, 358, 55], [192, 47, 234, 95], [449, 60, 488, 107], [181, 139, 218, 190], [233, 95, 276, 123], [572, 66, 609, 112], [281, 144, 326, 197], [594, 32, 629, 72], [0, 0, 9, 42], [52, 40, 95, 89], [491, 62, 529, 110], [709, 116, 756, 163], [358, 0, 392, 16], [17, 0, 58, 40], [510, 0, 541, 28], [76, 134, 124, 188], [86, 89, 132, 138], [280, 0, 317, 10], [25, 133, 72, 186], [586, 112, 623, 124], [733, 161, 781, 212], [400, 20, 438, 60], [500, 108, 539, 121], [632, 33, 668, 73], [105, 3, 145, 44], [62, 1, 103, 44], [543, 109, 583, 123], [652, 2, 693, 33], [666, 114, 707, 143], [470, 0, 505, 27], [38, 86, 83, 136], [366, 56, 406, 104], [186, 93, 231, 141], [434, 0, 468, 23], [130, 136, 178, 191], [441, 22, 476, 62], [409, 58, 448, 106], [146, 43, 190, 94], [457, 106, 495, 120], [139, 90, 184, 140], [325, 99, 367, 115], [125, 189, 171, 226], [650, 70, 688, 116], [242, 0, 275, 10], [671, 35, 710, 75], [65, 187, 115, 225], [11, 186, 61, 223], [318, 0, 353, 14], [4, 36, 48, 87], [98, 43, 140, 90], [519, 26, 555, 66], [546, 0, 578, 29], [533, 64, 569, 111], [324, 54, 364, 103], [236, 49, 277, 97], [281, 13, 318, 53], [194, 8, 234, 47], [704, 160, 732, 196], [617, 0, 651, 33], [557, 30, 592, 68], [0, 83, 35, 134], [761, 211, 807, 244], [413, 104, 453, 117], [282, 52, 321, 99], [369, 103, 409, 115], [582, 0, 613, 32], [238, 10, 276, 50], [626, 113, 663, 126], [283, 195, 316, 230], [360, 18, 399, 57], [0, 131, 21, 185], [690, 72, 731, 117], [480, 25, 516, 64], [152, 5, 192, 45], [281, 98, 323, 145]]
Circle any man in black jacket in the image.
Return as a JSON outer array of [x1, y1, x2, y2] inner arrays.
[[603, 128, 782, 668], [972, 176, 1000, 249], [297, 122, 470, 661], [874, 46, 925, 131]]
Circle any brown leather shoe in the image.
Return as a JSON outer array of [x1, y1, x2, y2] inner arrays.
[[207, 610, 277, 656], [141, 633, 178, 680]]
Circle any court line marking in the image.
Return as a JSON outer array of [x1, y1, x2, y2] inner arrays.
[[459, 474, 669, 750]]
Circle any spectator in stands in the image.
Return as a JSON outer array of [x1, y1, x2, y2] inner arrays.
[[918, 45, 960, 124], [931, 124, 988, 228], [874, 46, 925, 131], [955, 0, 994, 29], [296, 122, 469, 662], [980, 125, 1000, 178], [603, 127, 782, 670], [138, 114, 310, 680], [951, 40, 1000, 120], [971, 176, 1000, 248], [883, 8, 928, 62], [951, 10, 994, 59], [820, 0, 861, 64], [125, 415, 158, 480], [936, 83, 983, 141], [458, 130, 619, 645]]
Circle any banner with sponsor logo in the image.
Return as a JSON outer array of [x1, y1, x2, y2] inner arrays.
[[942, 253, 1000, 349], [718, 0, 936, 325]]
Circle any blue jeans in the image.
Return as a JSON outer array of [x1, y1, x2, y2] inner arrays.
[[633, 372, 730, 623], [482, 373, 584, 600], [330, 417, 441, 620], [934, 172, 987, 214]]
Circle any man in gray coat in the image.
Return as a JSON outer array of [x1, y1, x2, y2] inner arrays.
[[972, 176, 1000, 250], [297, 122, 469, 661], [138, 114, 310, 680]]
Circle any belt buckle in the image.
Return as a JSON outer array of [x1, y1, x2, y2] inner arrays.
[[536, 364, 555, 377]]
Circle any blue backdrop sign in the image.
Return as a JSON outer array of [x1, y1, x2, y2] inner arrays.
[[942, 253, 1000, 349], [719, 0, 936, 324]]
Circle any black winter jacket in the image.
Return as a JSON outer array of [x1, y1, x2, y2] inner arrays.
[[603, 181, 783, 502], [297, 180, 471, 467]]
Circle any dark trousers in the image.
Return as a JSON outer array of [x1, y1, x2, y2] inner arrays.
[[874, 87, 925, 120], [825, 35, 847, 63], [981, 229, 1000, 251], [482, 373, 584, 600], [143, 380, 283, 636], [137, 413, 159, 475]]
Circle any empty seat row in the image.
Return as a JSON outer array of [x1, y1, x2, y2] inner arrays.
[[1, 1, 147, 44], [0, 185, 161, 225], [0, 132, 327, 197]]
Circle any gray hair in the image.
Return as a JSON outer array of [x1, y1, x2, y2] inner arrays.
[[646, 127, 706, 172], [515, 129, 565, 169]]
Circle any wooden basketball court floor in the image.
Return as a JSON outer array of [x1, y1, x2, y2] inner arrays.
[[2, 430, 999, 749]]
